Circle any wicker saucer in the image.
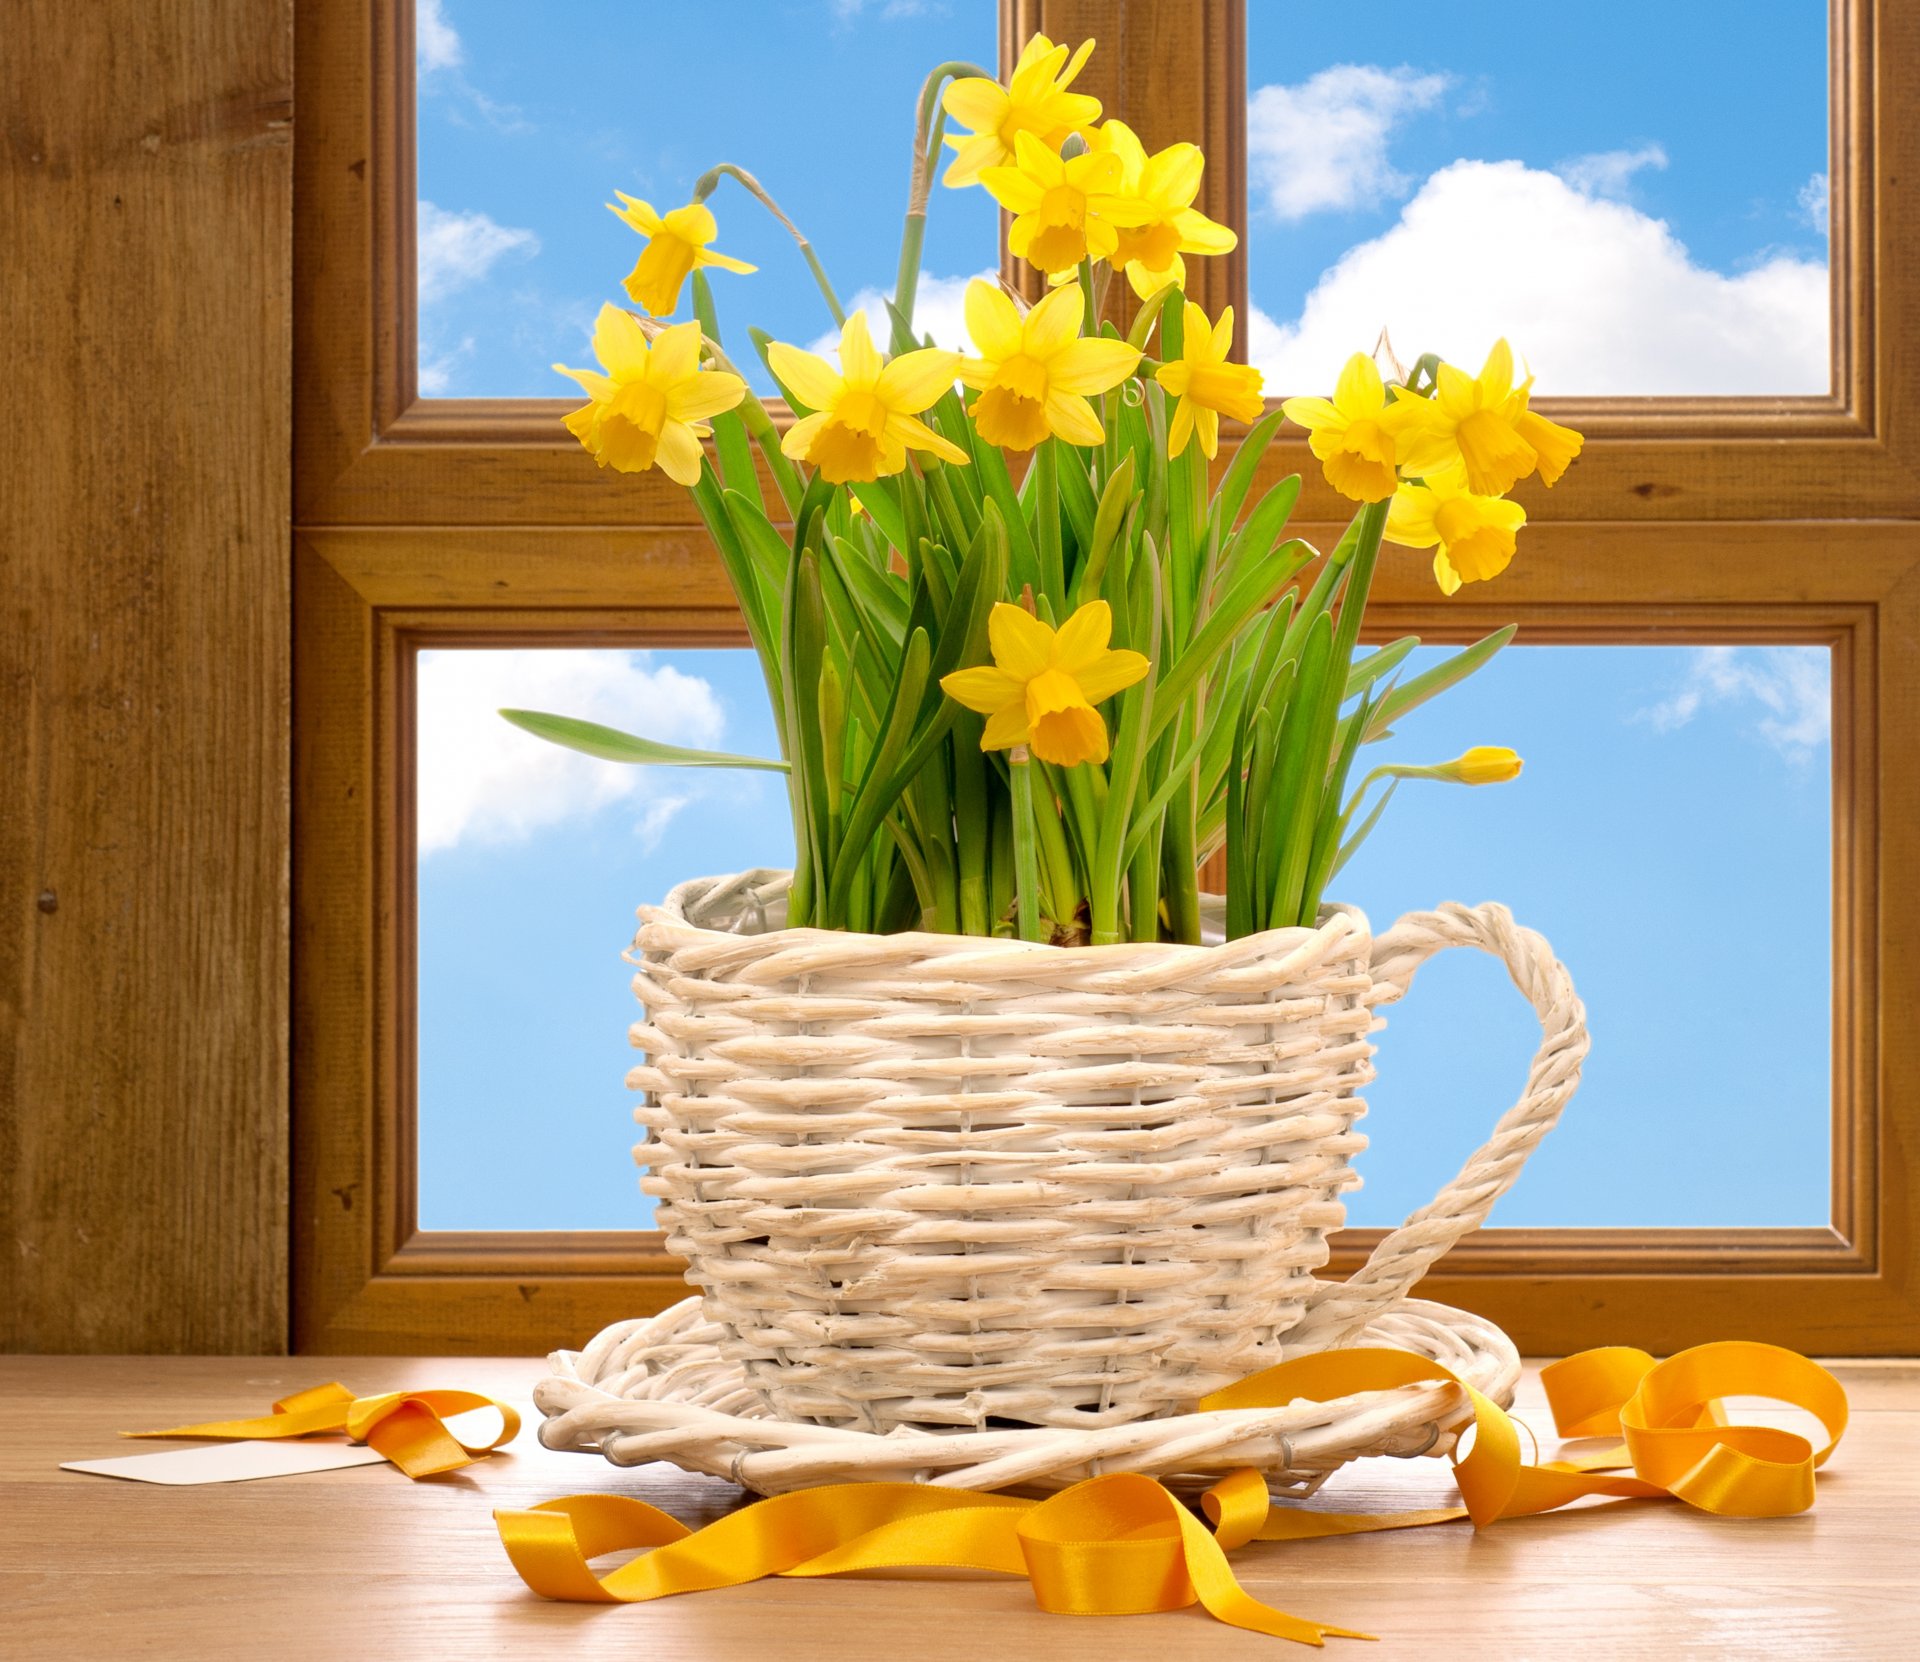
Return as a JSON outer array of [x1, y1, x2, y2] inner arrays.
[[534, 1293, 1517, 1497]]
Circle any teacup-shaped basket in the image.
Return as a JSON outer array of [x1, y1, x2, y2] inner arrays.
[[613, 868, 1587, 1441]]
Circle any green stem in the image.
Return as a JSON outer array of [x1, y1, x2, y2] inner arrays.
[[1010, 747, 1047, 942], [892, 59, 993, 339], [695, 162, 846, 327], [1035, 440, 1064, 609]]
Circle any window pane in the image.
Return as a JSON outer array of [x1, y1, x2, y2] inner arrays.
[[414, 0, 998, 397], [417, 644, 1830, 1235], [415, 647, 791, 1230], [1245, 1, 1830, 395], [1338, 644, 1830, 1226]]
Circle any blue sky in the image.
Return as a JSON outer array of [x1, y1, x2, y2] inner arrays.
[[417, 0, 1829, 397], [417, 642, 1830, 1233]]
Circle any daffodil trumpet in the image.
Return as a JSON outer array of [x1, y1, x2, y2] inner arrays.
[[519, 31, 1581, 944]]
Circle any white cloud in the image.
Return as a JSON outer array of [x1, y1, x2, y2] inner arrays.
[[417, 650, 727, 854], [418, 335, 475, 395], [416, 0, 462, 73], [1644, 646, 1830, 763], [1248, 159, 1828, 396], [1556, 142, 1668, 201], [809, 269, 992, 359], [1798, 171, 1831, 235], [1247, 65, 1451, 221], [417, 201, 539, 304]]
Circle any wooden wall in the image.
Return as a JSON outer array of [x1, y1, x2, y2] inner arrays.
[[0, 2, 293, 1351]]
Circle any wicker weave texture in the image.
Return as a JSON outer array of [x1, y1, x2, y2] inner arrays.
[[627, 871, 1586, 1436], [535, 1294, 1522, 1496]]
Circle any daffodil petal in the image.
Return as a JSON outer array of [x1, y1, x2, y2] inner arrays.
[[941, 76, 1008, 134], [1480, 338, 1516, 404], [1167, 394, 1196, 457], [1043, 389, 1105, 446], [1074, 648, 1151, 704], [980, 700, 1032, 751], [647, 320, 702, 386], [1433, 550, 1463, 595], [839, 312, 883, 387], [941, 664, 1024, 714], [553, 363, 613, 399], [779, 409, 830, 461], [1333, 352, 1384, 419], [661, 202, 719, 246], [1024, 283, 1085, 357], [942, 132, 1006, 189], [964, 278, 1024, 362], [1049, 336, 1139, 398], [766, 343, 846, 414], [1050, 600, 1113, 672], [697, 249, 758, 275], [988, 602, 1056, 681], [1142, 141, 1204, 208], [1280, 396, 1341, 433], [1171, 206, 1237, 254], [608, 193, 663, 236], [981, 163, 1047, 214], [887, 412, 969, 465], [591, 303, 651, 379], [875, 348, 961, 413], [1386, 483, 1441, 548], [654, 420, 704, 486], [668, 370, 748, 423]]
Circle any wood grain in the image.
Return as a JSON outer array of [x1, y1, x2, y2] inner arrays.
[[0, 1, 292, 1351], [4, 1354, 1915, 1660]]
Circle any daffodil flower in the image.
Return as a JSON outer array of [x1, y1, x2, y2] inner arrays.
[[1443, 746, 1524, 784], [941, 600, 1149, 767], [1503, 379, 1585, 486], [1381, 339, 1538, 497], [1281, 352, 1401, 503], [1154, 300, 1266, 460], [1385, 473, 1528, 595], [940, 34, 1101, 189], [607, 194, 757, 317], [1094, 120, 1237, 299], [981, 131, 1147, 278], [553, 308, 746, 483], [768, 312, 967, 484], [958, 280, 1141, 451]]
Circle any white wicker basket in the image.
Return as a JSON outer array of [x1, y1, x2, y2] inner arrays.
[[619, 869, 1587, 1440]]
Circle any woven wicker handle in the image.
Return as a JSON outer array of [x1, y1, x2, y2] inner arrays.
[[1284, 901, 1590, 1354]]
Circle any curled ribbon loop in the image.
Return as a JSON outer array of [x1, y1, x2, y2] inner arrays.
[[125, 1383, 520, 1478], [498, 1340, 1847, 1644]]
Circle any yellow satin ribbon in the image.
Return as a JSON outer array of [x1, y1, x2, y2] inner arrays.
[[496, 1339, 1846, 1644], [126, 1381, 520, 1478]]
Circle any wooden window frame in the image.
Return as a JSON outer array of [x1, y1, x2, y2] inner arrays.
[[293, 0, 1920, 1354]]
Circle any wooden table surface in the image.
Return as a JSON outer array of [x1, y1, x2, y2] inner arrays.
[[4, 1354, 1916, 1660]]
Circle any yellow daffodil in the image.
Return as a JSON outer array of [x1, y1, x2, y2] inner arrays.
[[1385, 474, 1527, 595], [1381, 339, 1537, 497], [1281, 352, 1401, 503], [553, 307, 747, 483], [981, 131, 1146, 278], [768, 312, 966, 484], [607, 194, 756, 317], [1093, 120, 1237, 299], [1154, 301, 1266, 460], [941, 600, 1150, 767], [940, 34, 1101, 189], [958, 280, 1141, 451], [1504, 379, 1585, 486], [1441, 746, 1524, 784]]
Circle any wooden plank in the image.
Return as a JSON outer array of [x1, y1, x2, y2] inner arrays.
[[2, 1355, 1914, 1660], [0, 2, 292, 1351]]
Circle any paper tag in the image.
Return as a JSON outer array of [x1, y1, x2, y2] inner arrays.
[[62, 1440, 390, 1486]]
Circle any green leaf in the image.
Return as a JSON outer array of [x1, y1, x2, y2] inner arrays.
[[1209, 409, 1288, 541], [498, 710, 787, 771], [1367, 625, 1518, 740], [1346, 635, 1418, 700]]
